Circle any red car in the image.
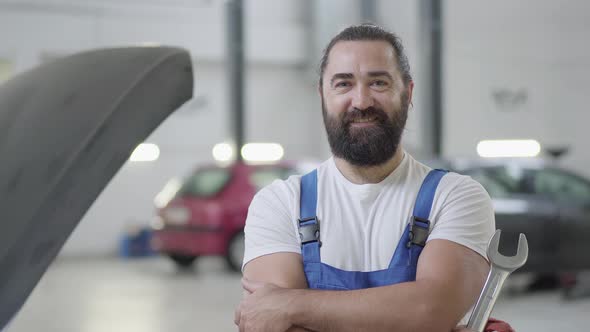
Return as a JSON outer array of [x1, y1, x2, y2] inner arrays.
[[150, 161, 302, 271]]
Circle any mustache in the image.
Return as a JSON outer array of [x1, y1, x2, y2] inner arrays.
[[343, 107, 389, 124]]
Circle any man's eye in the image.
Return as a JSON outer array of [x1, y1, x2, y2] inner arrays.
[[371, 80, 388, 87], [334, 81, 351, 88]]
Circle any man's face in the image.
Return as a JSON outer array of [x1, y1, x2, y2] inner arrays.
[[320, 40, 413, 166]]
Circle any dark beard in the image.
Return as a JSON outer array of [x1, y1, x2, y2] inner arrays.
[[322, 91, 409, 167]]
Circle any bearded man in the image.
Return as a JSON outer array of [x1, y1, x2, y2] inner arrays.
[[235, 24, 512, 332]]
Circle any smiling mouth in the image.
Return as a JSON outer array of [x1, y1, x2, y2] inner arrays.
[[351, 117, 377, 124]]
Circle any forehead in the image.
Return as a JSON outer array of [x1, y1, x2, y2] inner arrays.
[[325, 40, 399, 75]]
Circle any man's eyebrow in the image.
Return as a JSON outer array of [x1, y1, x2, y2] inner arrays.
[[367, 71, 394, 80], [330, 73, 354, 85]]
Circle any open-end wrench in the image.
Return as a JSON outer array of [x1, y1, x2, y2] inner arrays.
[[467, 230, 528, 332]]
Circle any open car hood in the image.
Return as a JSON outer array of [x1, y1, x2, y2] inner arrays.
[[0, 47, 193, 328]]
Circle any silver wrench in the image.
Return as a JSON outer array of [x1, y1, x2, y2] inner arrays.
[[467, 230, 528, 332]]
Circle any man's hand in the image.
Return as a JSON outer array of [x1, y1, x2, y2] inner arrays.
[[453, 318, 515, 332], [235, 278, 295, 332]]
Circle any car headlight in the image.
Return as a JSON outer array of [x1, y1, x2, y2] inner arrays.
[[162, 206, 190, 225], [151, 216, 165, 230]]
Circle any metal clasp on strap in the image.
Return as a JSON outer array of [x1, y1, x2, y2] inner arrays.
[[298, 216, 321, 246], [407, 215, 430, 248]]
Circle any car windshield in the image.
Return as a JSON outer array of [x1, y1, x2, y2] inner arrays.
[[463, 168, 512, 198], [177, 167, 231, 197], [462, 164, 590, 206], [461, 164, 533, 198], [529, 168, 590, 205]]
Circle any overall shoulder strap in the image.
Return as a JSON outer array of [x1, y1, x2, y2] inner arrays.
[[408, 169, 448, 247], [300, 170, 318, 221], [299, 169, 321, 264]]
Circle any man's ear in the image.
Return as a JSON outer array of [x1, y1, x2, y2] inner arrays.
[[407, 80, 415, 107]]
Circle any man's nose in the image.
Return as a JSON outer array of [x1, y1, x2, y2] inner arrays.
[[351, 85, 374, 110]]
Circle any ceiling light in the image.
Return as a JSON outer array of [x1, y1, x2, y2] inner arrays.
[[129, 143, 160, 162], [212, 143, 234, 162], [241, 143, 284, 163], [477, 139, 541, 158], [154, 177, 182, 208]]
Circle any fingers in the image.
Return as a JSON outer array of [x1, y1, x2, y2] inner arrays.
[[235, 303, 247, 332], [234, 304, 241, 326]]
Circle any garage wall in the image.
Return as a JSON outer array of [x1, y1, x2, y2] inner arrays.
[[443, 0, 590, 176]]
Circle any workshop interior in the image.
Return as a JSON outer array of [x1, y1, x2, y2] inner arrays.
[[1, 1, 589, 331]]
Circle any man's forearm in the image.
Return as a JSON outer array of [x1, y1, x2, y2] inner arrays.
[[287, 280, 466, 332]]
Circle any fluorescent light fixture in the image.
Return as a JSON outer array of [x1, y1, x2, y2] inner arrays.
[[154, 177, 182, 208], [129, 143, 160, 162], [241, 143, 284, 162], [477, 139, 541, 158], [212, 143, 234, 162]]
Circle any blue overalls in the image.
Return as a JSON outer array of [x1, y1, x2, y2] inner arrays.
[[298, 169, 447, 290]]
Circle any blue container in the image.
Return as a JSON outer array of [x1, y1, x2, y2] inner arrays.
[[119, 227, 156, 258]]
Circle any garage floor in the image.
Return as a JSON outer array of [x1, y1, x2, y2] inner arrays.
[[6, 257, 590, 332]]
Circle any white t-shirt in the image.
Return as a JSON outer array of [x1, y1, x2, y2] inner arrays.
[[243, 152, 495, 272]]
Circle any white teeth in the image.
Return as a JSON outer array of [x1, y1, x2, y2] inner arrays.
[[354, 117, 376, 123]]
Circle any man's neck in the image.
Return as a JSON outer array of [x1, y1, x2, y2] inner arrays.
[[334, 148, 405, 185]]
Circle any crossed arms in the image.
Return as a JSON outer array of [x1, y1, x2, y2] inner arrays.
[[235, 239, 489, 332]]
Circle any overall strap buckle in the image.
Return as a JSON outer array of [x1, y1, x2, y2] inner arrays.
[[406, 169, 447, 249], [407, 215, 430, 248], [298, 216, 321, 246]]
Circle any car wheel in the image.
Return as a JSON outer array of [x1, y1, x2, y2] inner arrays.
[[526, 273, 560, 292], [226, 231, 245, 272], [560, 272, 579, 300], [168, 253, 198, 269]]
